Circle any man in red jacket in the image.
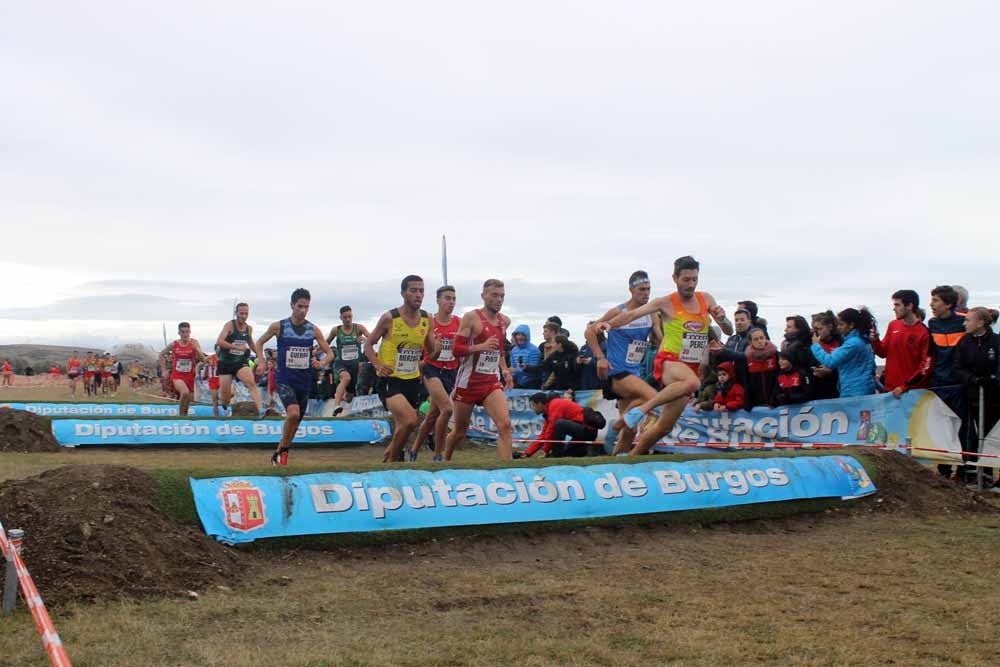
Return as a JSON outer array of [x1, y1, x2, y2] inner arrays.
[[518, 393, 606, 458], [871, 290, 932, 398]]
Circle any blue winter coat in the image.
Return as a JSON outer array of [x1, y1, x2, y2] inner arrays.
[[510, 324, 542, 388], [810, 330, 876, 398]]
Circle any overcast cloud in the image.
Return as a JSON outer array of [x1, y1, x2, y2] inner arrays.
[[2, 2, 999, 349]]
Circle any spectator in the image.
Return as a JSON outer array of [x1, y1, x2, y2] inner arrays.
[[712, 362, 745, 412], [726, 308, 753, 354], [810, 308, 877, 398], [510, 325, 542, 388], [692, 364, 719, 412], [538, 321, 559, 362], [871, 289, 931, 399], [953, 285, 969, 317], [775, 350, 811, 406], [738, 300, 769, 340], [810, 311, 842, 400], [954, 307, 1000, 488], [781, 315, 817, 373], [518, 392, 606, 458], [744, 328, 779, 408], [546, 315, 570, 338], [524, 334, 578, 390], [1, 358, 12, 386], [577, 323, 606, 391]]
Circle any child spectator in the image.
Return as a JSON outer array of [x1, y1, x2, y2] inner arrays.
[[745, 328, 779, 408], [693, 365, 719, 412], [712, 361, 745, 411], [810, 308, 877, 397], [954, 307, 1000, 488], [775, 350, 811, 406]]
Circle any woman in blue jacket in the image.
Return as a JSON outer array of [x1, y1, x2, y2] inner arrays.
[[810, 308, 877, 397]]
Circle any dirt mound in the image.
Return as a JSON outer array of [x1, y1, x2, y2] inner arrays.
[[0, 465, 243, 606], [854, 448, 998, 516], [0, 408, 60, 453]]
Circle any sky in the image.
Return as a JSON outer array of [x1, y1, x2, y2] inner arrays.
[[2, 1, 999, 352]]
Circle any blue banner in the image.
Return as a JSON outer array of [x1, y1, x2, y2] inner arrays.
[[649, 389, 961, 457], [190, 455, 876, 544], [51, 418, 391, 447], [0, 401, 216, 417]]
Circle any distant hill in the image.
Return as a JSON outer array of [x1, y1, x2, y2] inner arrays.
[[0, 344, 159, 373]]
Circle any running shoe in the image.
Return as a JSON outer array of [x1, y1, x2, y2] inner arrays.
[[433, 455, 443, 462], [333, 405, 345, 417], [623, 407, 646, 430], [271, 448, 289, 466], [408, 450, 418, 462]]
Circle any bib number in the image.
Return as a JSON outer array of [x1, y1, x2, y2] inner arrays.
[[626, 339, 648, 365], [340, 344, 359, 362], [680, 333, 708, 364], [228, 342, 247, 356], [285, 347, 311, 370], [475, 350, 500, 375], [438, 338, 454, 362], [175, 359, 193, 373], [394, 347, 421, 375]]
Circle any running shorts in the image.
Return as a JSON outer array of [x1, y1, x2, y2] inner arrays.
[[452, 381, 503, 406], [208, 377, 220, 391], [376, 377, 422, 410], [169, 372, 195, 393], [333, 361, 359, 394], [421, 364, 457, 396], [276, 383, 310, 415], [217, 360, 248, 377], [652, 351, 699, 385]]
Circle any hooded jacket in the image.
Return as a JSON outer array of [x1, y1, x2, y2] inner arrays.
[[510, 324, 542, 388], [810, 329, 876, 397]]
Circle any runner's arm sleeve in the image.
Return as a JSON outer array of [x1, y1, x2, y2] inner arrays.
[[452, 335, 472, 357]]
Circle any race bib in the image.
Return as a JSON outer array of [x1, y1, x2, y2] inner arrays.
[[175, 359, 193, 373], [87, 365, 96, 372], [626, 339, 648, 365], [340, 344, 359, 362], [228, 342, 247, 356], [475, 350, 500, 375], [680, 333, 708, 364], [285, 346, 311, 370], [394, 347, 421, 375], [438, 338, 454, 362]]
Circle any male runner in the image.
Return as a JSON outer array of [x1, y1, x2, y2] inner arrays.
[[204, 351, 221, 416], [256, 288, 336, 466], [1, 359, 11, 387], [66, 351, 82, 396], [326, 305, 371, 415], [215, 302, 265, 417], [409, 285, 460, 461], [158, 322, 209, 416], [442, 279, 515, 461], [94, 353, 106, 395], [128, 360, 141, 388], [364, 275, 439, 463], [108, 354, 121, 395], [83, 352, 97, 396], [598, 256, 732, 454], [584, 270, 663, 454]]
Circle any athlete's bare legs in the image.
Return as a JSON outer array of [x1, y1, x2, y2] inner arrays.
[[629, 362, 698, 455], [172, 379, 193, 416], [383, 395, 418, 462], [444, 390, 512, 461], [409, 377, 452, 459]]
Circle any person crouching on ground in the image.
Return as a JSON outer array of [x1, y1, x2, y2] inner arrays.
[[517, 392, 606, 458], [712, 362, 745, 412], [774, 350, 811, 406]]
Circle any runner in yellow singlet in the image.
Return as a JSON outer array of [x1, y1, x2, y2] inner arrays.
[[364, 275, 440, 463], [598, 256, 732, 454]]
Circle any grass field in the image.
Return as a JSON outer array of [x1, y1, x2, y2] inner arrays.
[[2, 387, 1000, 666]]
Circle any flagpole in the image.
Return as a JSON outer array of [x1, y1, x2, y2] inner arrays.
[[441, 235, 448, 286]]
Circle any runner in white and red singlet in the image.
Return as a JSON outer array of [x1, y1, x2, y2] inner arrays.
[[158, 322, 209, 416], [408, 285, 460, 462], [442, 279, 514, 461]]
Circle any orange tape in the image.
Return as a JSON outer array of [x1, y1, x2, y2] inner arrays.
[[0, 519, 72, 667]]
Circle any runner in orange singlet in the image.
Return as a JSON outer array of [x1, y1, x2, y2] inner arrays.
[[67, 351, 82, 396], [598, 256, 732, 454]]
